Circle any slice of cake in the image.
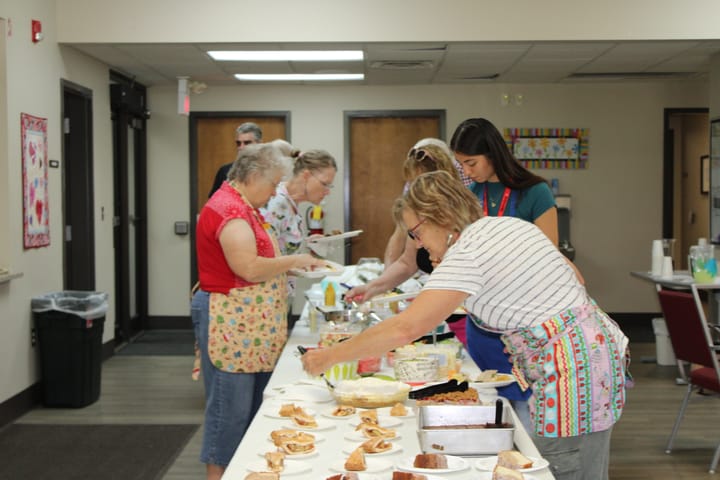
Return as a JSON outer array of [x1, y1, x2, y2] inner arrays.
[[493, 464, 525, 480], [497, 450, 533, 469], [413, 453, 448, 469]]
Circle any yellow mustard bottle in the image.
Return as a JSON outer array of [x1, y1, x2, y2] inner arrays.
[[324, 282, 336, 307]]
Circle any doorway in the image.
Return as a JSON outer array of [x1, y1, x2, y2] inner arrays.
[[110, 73, 149, 345], [664, 108, 710, 269], [189, 112, 290, 286], [61, 80, 95, 290], [344, 111, 445, 263]]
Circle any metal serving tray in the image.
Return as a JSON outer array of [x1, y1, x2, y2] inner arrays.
[[417, 404, 515, 456]]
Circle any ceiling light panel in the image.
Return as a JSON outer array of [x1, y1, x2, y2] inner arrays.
[[234, 73, 364, 81], [209, 50, 363, 61]]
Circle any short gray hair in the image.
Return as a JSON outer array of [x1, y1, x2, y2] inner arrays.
[[236, 122, 263, 141], [227, 143, 292, 183]]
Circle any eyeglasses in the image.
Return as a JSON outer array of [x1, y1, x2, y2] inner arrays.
[[235, 139, 255, 147], [407, 218, 426, 241], [310, 171, 334, 189], [409, 148, 434, 163]]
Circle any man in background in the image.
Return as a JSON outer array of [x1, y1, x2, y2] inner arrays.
[[208, 122, 263, 197]]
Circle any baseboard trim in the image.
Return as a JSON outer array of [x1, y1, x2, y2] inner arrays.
[[145, 316, 192, 329]]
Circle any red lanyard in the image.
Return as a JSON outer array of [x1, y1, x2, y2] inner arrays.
[[483, 184, 512, 217]]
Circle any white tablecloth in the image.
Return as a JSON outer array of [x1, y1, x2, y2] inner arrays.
[[221, 318, 556, 479]]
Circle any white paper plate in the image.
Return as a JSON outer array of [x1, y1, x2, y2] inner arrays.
[[349, 416, 403, 428], [473, 473, 541, 480], [370, 291, 420, 303], [289, 260, 345, 278], [344, 430, 401, 442], [268, 384, 334, 403], [471, 374, 517, 389], [329, 458, 393, 473], [395, 454, 469, 474], [282, 417, 337, 431], [267, 431, 325, 444], [307, 230, 363, 243], [475, 455, 550, 473], [375, 406, 415, 418], [342, 442, 403, 456], [246, 459, 311, 475], [257, 448, 318, 460]]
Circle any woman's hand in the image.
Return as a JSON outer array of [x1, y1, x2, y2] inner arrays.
[[345, 284, 370, 303], [292, 253, 330, 271], [301, 347, 335, 377]]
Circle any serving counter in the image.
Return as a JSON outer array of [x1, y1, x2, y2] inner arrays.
[[221, 317, 555, 479]]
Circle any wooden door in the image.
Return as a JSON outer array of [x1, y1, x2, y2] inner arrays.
[[196, 116, 287, 211], [347, 113, 443, 264]]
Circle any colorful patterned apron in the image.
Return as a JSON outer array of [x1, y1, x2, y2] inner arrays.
[[477, 300, 629, 437]]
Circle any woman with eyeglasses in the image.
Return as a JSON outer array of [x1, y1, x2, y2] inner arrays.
[[192, 143, 327, 480], [260, 146, 337, 256], [302, 171, 628, 480], [449, 117, 584, 433], [345, 140, 462, 303]]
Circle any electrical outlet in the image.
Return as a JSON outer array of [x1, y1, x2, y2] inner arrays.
[[31, 328, 37, 347]]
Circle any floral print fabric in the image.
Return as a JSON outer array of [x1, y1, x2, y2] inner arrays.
[[207, 276, 288, 373], [261, 183, 304, 255]]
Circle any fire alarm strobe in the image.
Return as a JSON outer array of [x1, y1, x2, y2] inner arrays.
[[31, 20, 43, 43]]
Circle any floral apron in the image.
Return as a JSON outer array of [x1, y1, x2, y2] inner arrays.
[[206, 217, 289, 373], [473, 299, 630, 438]]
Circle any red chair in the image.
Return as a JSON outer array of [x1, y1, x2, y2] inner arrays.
[[657, 288, 720, 473]]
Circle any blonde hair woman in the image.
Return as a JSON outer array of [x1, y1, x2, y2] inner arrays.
[[304, 170, 629, 480]]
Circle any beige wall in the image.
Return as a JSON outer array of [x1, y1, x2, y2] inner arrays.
[[0, 0, 114, 404]]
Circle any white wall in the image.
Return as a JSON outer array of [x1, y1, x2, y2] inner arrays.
[[0, 0, 115, 404]]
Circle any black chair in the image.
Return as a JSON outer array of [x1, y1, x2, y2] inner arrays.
[[657, 288, 720, 473]]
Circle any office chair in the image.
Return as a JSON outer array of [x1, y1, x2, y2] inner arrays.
[[657, 288, 720, 473]]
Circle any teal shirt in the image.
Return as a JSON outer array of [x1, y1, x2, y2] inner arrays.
[[469, 181, 555, 222]]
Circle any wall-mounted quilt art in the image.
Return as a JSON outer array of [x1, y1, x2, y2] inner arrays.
[[21, 113, 49, 249], [503, 127, 589, 169]]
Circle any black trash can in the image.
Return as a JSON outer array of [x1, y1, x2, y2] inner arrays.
[[31, 291, 109, 407]]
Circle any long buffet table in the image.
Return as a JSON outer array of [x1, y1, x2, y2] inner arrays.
[[222, 315, 556, 480]]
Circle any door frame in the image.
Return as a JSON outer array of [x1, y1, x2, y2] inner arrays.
[[60, 79, 95, 290], [188, 111, 291, 287], [343, 109, 446, 263], [110, 70, 149, 343], [663, 107, 709, 239]]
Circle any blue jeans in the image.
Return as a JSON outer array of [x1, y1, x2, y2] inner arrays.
[[191, 290, 271, 467]]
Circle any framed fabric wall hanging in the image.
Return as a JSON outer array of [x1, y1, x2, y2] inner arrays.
[[503, 127, 589, 169], [21, 112, 50, 249]]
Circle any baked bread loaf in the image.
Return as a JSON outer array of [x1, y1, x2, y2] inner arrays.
[[331, 405, 356, 417], [244, 472, 279, 480], [270, 429, 315, 447], [413, 453, 448, 469], [278, 431, 315, 455], [290, 410, 318, 428], [392, 472, 428, 480], [264, 451, 285, 473], [278, 403, 299, 417], [359, 409, 378, 425], [497, 450, 533, 469], [344, 447, 367, 471], [390, 402, 408, 416], [356, 422, 397, 439], [360, 436, 392, 453], [493, 464, 525, 479]]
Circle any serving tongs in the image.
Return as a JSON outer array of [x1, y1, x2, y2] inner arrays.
[[297, 345, 335, 390], [408, 378, 469, 400]]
